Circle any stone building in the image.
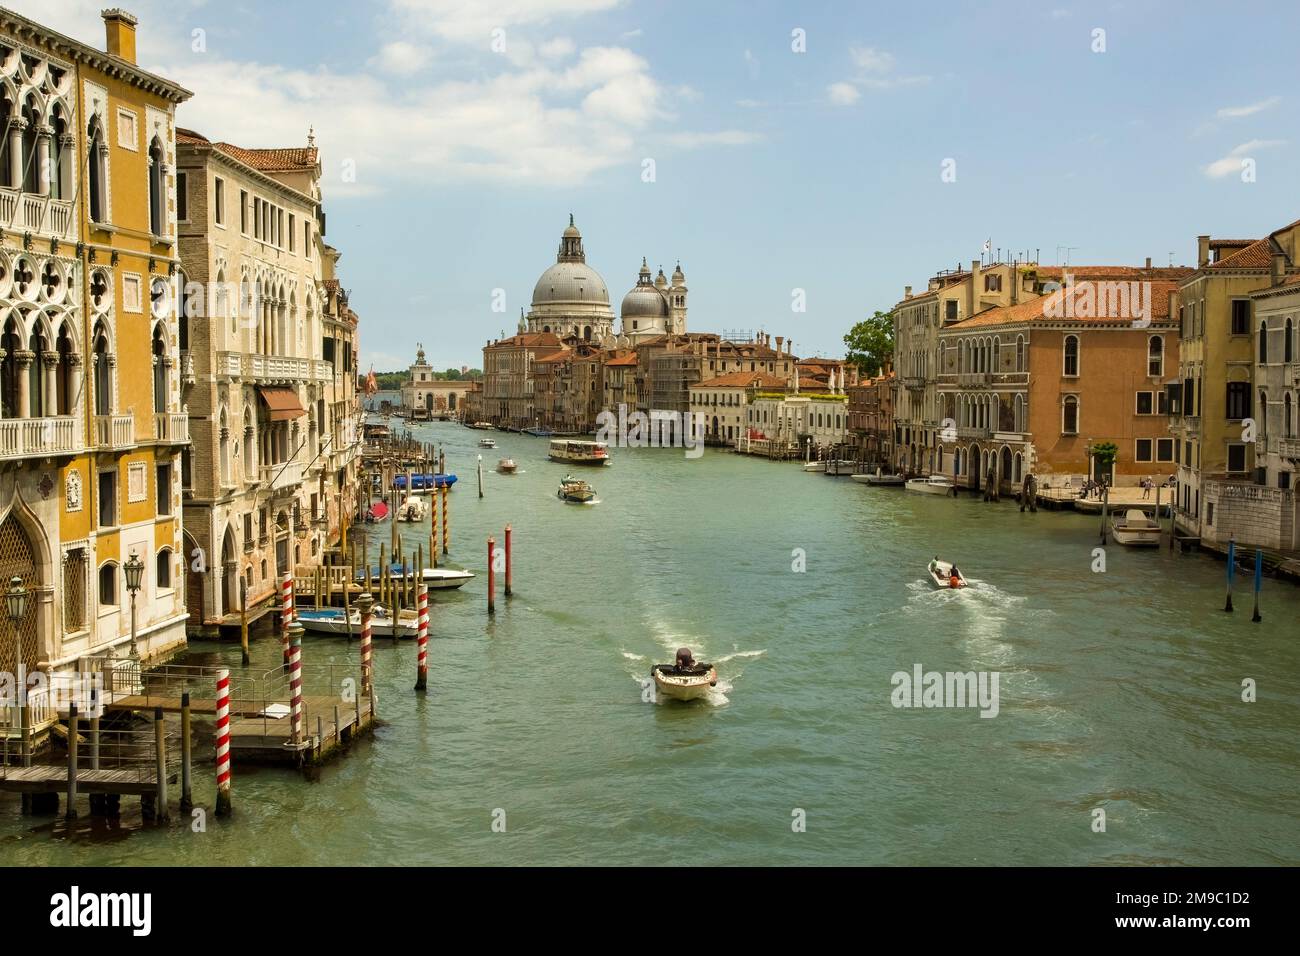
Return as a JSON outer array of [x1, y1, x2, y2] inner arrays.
[[619, 258, 687, 342], [0, 8, 191, 722], [175, 124, 339, 626], [525, 216, 616, 343], [481, 331, 561, 428], [690, 371, 788, 446], [400, 344, 470, 419]]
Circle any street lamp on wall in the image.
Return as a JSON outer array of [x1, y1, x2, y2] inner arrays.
[[4, 575, 28, 624], [123, 551, 144, 659]]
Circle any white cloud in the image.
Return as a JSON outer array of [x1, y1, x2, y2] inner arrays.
[[369, 40, 432, 75], [1216, 96, 1281, 119], [665, 130, 763, 149], [1204, 139, 1286, 178], [621, 27, 642, 39], [539, 36, 576, 59], [388, 0, 623, 43], [849, 46, 894, 73], [827, 82, 860, 106]]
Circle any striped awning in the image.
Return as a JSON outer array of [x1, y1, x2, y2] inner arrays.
[[256, 387, 306, 421]]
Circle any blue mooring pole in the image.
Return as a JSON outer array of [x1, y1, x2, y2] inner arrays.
[[1224, 538, 1235, 612], [1252, 549, 1263, 623]]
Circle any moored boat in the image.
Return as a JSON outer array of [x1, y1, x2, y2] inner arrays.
[[557, 475, 596, 503], [651, 648, 718, 701], [396, 495, 426, 522], [852, 470, 906, 486], [355, 565, 476, 590], [392, 473, 457, 491], [548, 438, 609, 465], [522, 426, 553, 438], [1111, 509, 1162, 546], [365, 500, 389, 522], [926, 558, 968, 589], [905, 475, 956, 496], [497, 458, 517, 474], [296, 605, 419, 638], [823, 459, 858, 476]]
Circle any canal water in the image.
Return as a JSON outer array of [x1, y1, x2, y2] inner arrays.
[[4, 421, 1299, 865]]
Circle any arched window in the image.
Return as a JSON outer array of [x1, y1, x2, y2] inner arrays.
[[1259, 322, 1269, 364], [56, 321, 76, 415], [152, 323, 167, 413], [156, 548, 172, 589], [50, 102, 72, 199], [243, 406, 255, 477], [1286, 318, 1294, 364], [148, 136, 166, 237], [98, 562, 119, 608], [1285, 393, 1293, 438], [1016, 335, 1025, 372], [219, 408, 231, 486], [92, 320, 112, 416], [1063, 395, 1079, 435], [21, 96, 39, 193], [1148, 335, 1164, 378], [1063, 335, 1079, 376], [0, 317, 21, 417], [1259, 390, 1268, 438], [87, 115, 108, 222], [1014, 394, 1025, 433]]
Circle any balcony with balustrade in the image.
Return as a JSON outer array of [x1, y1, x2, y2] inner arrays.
[[1280, 437, 1300, 461], [0, 189, 75, 239], [154, 411, 190, 445], [261, 460, 303, 494], [0, 416, 83, 461], [94, 414, 136, 450], [216, 352, 333, 384]]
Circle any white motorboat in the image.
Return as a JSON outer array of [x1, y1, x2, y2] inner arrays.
[[396, 495, 427, 522], [478, 437, 497, 449], [1111, 509, 1162, 546], [926, 558, 968, 589], [296, 605, 419, 638], [650, 648, 718, 702], [905, 475, 956, 496], [497, 458, 517, 474], [823, 460, 858, 476], [802, 462, 824, 472], [356, 565, 476, 590]]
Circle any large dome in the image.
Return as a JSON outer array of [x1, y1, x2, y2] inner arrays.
[[532, 261, 610, 307], [621, 285, 668, 318]]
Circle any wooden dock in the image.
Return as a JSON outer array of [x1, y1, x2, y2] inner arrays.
[[0, 765, 167, 796]]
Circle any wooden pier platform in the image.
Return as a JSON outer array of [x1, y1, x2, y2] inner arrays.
[[0, 766, 168, 796]]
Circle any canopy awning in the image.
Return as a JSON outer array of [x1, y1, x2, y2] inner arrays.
[[257, 387, 306, 421]]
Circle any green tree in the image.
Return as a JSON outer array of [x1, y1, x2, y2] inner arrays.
[[843, 310, 895, 378], [443, 368, 463, 380]]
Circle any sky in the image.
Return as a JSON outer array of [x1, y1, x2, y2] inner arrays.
[[17, 0, 1299, 371]]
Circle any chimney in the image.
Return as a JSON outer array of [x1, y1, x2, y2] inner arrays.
[[1144, 256, 1152, 269], [102, 9, 139, 63], [905, 285, 913, 299], [776, 335, 783, 354], [968, 259, 980, 319], [1272, 251, 1286, 286], [1197, 235, 1210, 269]]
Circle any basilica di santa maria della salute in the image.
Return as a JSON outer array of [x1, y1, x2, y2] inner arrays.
[[523, 216, 688, 345]]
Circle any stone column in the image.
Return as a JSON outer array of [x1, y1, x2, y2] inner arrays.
[[35, 125, 53, 197], [42, 351, 58, 415], [14, 350, 34, 418], [8, 119, 26, 189], [67, 353, 82, 415]]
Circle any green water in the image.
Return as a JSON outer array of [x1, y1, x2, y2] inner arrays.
[[5, 421, 1299, 865]]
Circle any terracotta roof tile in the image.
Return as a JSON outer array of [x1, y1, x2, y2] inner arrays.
[[1206, 238, 1273, 271], [950, 280, 1180, 329], [693, 371, 788, 389]]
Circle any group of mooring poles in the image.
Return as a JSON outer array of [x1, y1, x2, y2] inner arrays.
[[486, 524, 513, 615], [1223, 537, 1264, 622]]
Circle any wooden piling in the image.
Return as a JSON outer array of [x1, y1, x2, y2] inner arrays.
[[180, 691, 193, 812], [415, 580, 429, 692], [239, 579, 250, 667], [504, 524, 512, 596], [487, 536, 496, 615], [358, 592, 374, 696], [65, 703, 78, 820], [441, 482, 449, 554], [153, 706, 168, 822], [289, 623, 304, 746], [478, 454, 484, 498], [1225, 538, 1236, 612], [1252, 548, 1263, 623]]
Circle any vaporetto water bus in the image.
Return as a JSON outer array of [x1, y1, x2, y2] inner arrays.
[[548, 439, 610, 465]]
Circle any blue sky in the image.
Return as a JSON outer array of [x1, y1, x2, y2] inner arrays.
[[24, 0, 1299, 371]]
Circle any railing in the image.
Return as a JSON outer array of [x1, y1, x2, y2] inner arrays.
[[180, 350, 196, 386], [957, 425, 991, 439], [0, 416, 83, 460], [1279, 437, 1300, 460], [0, 188, 74, 237], [0, 683, 53, 735], [1286, 363, 1300, 388], [261, 460, 303, 492], [94, 413, 135, 449], [154, 411, 190, 444], [216, 351, 242, 378], [958, 372, 992, 386]]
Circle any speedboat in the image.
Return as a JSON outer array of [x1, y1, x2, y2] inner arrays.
[[905, 475, 956, 496], [497, 458, 517, 474], [356, 565, 476, 590], [801, 461, 824, 472], [926, 559, 968, 589], [1111, 509, 1161, 546], [651, 648, 717, 701], [396, 495, 426, 522], [852, 471, 905, 486], [296, 604, 419, 638], [479, 437, 497, 449], [557, 476, 596, 503]]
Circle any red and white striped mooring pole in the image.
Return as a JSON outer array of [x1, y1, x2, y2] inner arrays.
[[215, 668, 232, 817], [280, 571, 293, 664], [357, 593, 374, 697], [487, 536, 496, 615], [289, 622, 303, 746], [415, 582, 429, 692]]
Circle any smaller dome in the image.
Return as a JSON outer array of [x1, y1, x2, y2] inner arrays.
[[621, 286, 668, 319]]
